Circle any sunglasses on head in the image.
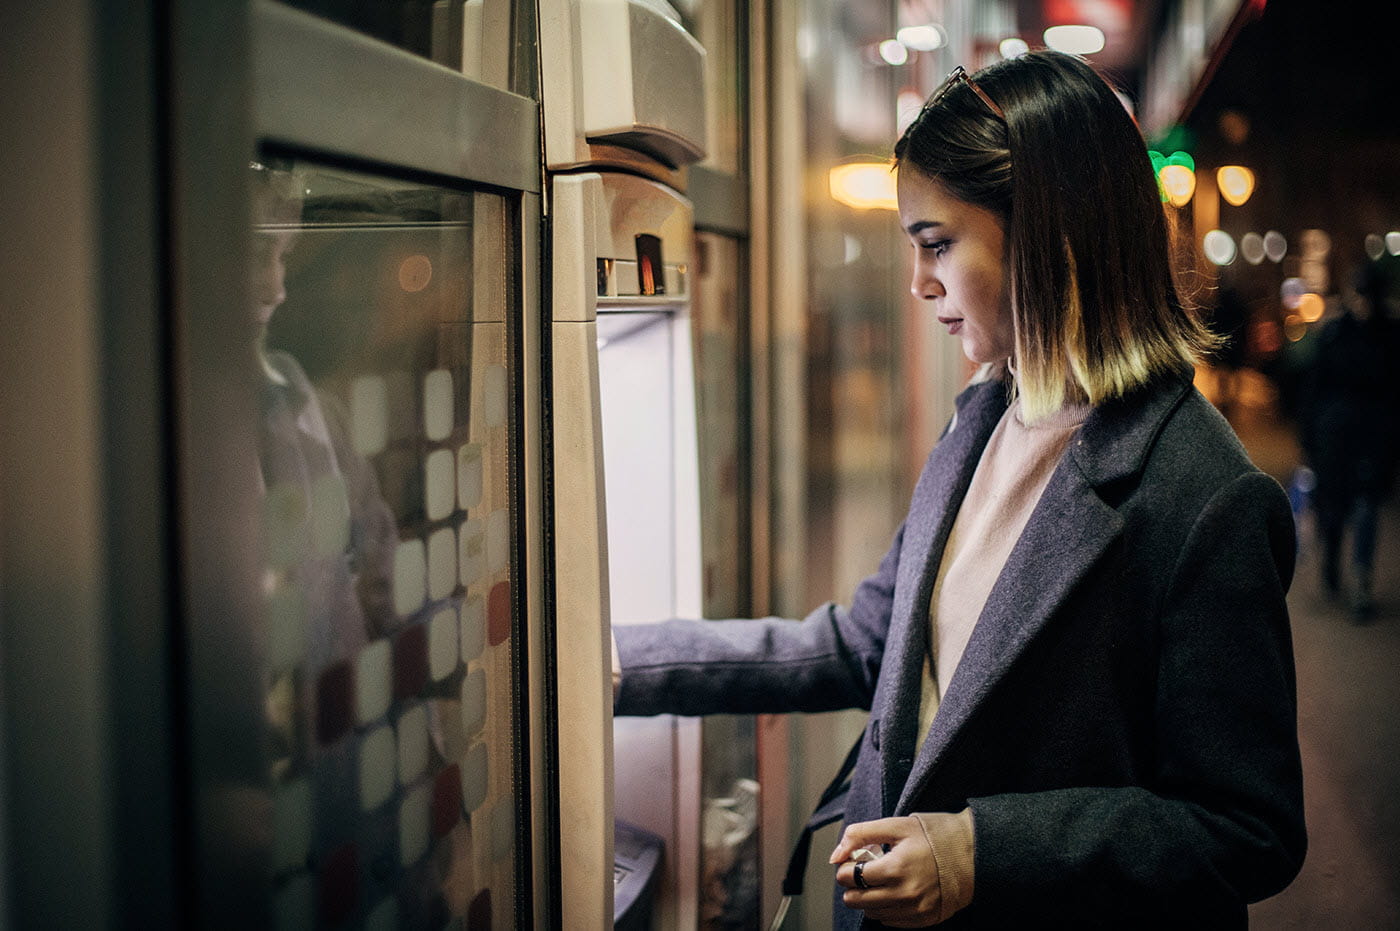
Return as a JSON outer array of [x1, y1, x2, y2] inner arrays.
[[927, 65, 1005, 120]]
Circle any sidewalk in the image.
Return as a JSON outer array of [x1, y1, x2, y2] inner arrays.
[[1206, 366, 1400, 928]]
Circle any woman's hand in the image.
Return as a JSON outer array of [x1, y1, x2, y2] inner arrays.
[[830, 811, 975, 927], [829, 816, 944, 927]]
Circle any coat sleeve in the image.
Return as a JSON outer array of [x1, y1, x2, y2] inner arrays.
[[613, 521, 905, 717], [968, 471, 1306, 923]]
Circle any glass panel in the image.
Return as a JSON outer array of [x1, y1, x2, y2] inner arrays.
[[677, 0, 745, 175], [276, 0, 529, 94], [250, 158, 521, 929], [692, 233, 748, 615], [692, 233, 759, 928]]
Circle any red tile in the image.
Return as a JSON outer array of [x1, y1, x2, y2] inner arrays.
[[432, 764, 463, 839], [316, 661, 354, 746], [467, 888, 491, 928], [317, 842, 359, 927], [487, 582, 510, 647], [393, 623, 428, 700]]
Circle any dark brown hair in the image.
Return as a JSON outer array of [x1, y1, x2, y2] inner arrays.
[[895, 51, 1215, 419]]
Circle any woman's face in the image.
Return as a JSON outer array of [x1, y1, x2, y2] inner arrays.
[[251, 227, 295, 327], [897, 168, 1014, 364]]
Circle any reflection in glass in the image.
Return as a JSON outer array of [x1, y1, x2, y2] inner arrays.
[[691, 231, 760, 928], [250, 158, 518, 929], [275, 0, 531, 96], [678, 0, 745, 176]]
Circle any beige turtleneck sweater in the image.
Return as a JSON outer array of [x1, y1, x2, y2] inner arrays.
[[912, 394, 1087, 921], [916, 395, 1088, 745]]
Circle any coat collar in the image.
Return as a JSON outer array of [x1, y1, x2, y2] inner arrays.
[[889, 369, 1195, 813], [877, 376, 1008, 811]]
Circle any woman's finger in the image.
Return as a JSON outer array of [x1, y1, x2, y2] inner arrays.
[[835, 850, 903, 891], [829, 816, 919, 863], [840, 884, 911, 912]]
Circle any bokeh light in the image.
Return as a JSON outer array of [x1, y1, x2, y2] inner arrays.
[[1044, 25, 1105, 54], [1297, 293, 1325, 323], [1000, 37, 1030, 59], [1160, 165, 1196, 207], [897, 24, 945, 51], [1264, 231, 1287, 263], [879, 39, 908, 65], [829, 161, 898, 210], [1387, 231, 1400, 256], [1283, 314, 1307, 343], [398, 254, 433, 293], [1217, 166, 1255, 206], [1203, 230, 1237, 266], [1365, 234, 1385, 261], [1281, 277, 1307, 310], [1240, 232, 1266, 265]]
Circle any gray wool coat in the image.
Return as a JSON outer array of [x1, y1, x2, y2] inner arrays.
[[614, 370, 1306, 929]]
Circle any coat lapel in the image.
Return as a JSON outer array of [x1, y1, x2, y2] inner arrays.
[[878, 377, 1007, 812], [894, 372, 1193, 813]]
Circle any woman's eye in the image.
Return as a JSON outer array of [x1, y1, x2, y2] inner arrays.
[[920, 239, 951, 257]]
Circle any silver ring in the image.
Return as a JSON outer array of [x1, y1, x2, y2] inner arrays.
[[853, 860, 870, 890]]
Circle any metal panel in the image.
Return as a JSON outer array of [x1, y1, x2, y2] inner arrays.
[[519, 191, 558, 931], [577, 0, 708, 167], [253, 0, 540, 194], [169, 0, 272, 926], [690, 166, 749, 237], [1, 0, 117, 925], [550, 318, 616, 929]]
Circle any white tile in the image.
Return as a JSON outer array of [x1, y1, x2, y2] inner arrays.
[[399, 782, 431, 867], [267, 583, 306, 671], [272, 778, 311, 873], [458, 520, 484, 589], [457, 443, 483, 511], [484, 365, 507, 429], [351, 375, 389, 456], [460, 668, 486, 739], [393, 540, 426, 617], [423, 369, 454, 442], [359, 724, 396, 812], [424, 449, 455, 521], [430, 692, 467, 764], [486, 509, 509, 574], [427, 526, 457, 600], [460, 741, 488, 813], [356, 639, 392, 725], [460, 595, 485, 663], [429, 605, 459, 682], [309, 473, 350, 557], [397, 703, 429, 785], [263, 481, 307, 570]]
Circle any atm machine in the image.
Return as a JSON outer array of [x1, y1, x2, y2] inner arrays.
[[541, 0, 709, 927]]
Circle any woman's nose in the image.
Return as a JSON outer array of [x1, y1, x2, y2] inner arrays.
[[254, 260, 287, 307], [911, 265, 942, 301]]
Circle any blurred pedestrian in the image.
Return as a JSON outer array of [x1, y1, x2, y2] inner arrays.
[[1300, 262, 1400, 620], [1209, 284, 1250, 418]]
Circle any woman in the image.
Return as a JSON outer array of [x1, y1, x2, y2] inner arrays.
[[613, 51, 1305, 928]]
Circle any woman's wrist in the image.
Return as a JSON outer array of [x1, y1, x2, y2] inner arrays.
[[910, 808, 976, 922]]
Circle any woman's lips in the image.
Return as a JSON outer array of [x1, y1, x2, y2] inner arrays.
[[939, 316, 963, 334]]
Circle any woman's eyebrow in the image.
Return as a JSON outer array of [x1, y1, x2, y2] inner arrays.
[[905, 220, 943, 236]]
